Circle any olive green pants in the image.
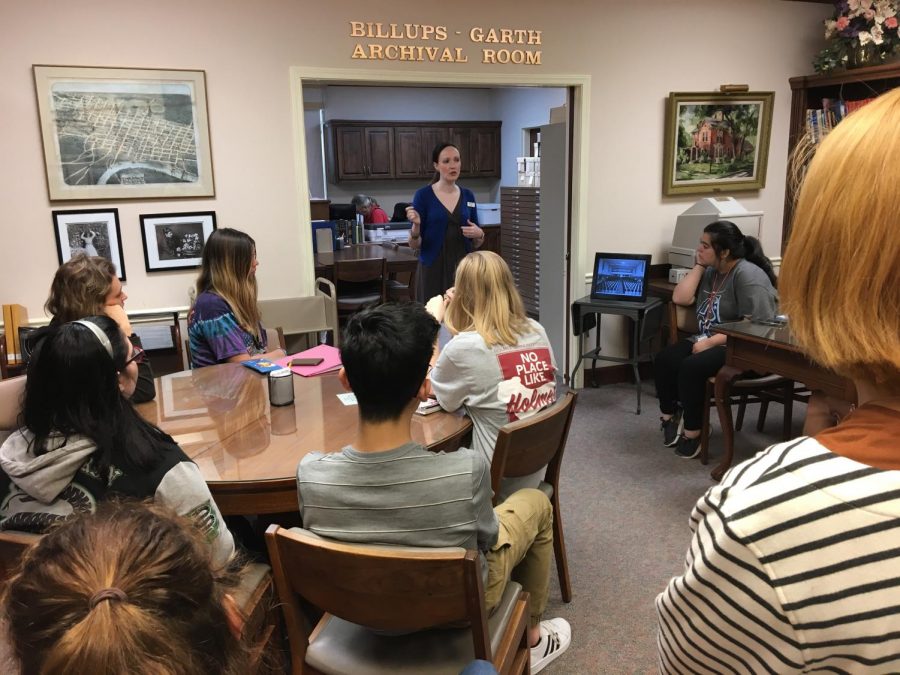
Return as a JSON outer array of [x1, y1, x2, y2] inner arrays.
[[484, 488, 553, 628]]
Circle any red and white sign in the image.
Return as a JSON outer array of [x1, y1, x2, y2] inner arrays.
[[496, 347, 556, 422]]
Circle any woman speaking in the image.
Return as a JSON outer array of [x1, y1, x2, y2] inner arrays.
[[406, 142, 485, 302]]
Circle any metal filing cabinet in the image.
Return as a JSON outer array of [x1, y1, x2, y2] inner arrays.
[[500, 187, 541, 317]]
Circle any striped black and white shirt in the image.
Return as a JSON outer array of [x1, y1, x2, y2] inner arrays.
[[657, 410, 900, 674], [297, 441, 498, 556]]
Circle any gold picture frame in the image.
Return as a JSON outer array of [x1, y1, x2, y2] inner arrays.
[[33, 65, 215, 201], [663, 91, 774, 196]]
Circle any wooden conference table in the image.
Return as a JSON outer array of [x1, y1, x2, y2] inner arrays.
[[709, 320, 857, 481], [134, 363, 471, 516]]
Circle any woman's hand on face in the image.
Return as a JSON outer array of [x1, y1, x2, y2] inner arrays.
[[405, 205, 421, 227], [461, 221, 483, 240], [103, 303, 133, 335], [443, 287, 456, 308]]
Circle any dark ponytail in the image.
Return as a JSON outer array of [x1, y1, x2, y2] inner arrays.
[[704, 220, 777, 287]]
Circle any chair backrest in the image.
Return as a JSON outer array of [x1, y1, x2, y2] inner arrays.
[[258, 294, 339, 347], [264, 326, 286, 352], [391, 202, 411, 222], [334, 258, 388, 304], [265, 525, 491, 663], [0, 530, 41, 583], [315, 277, 339, 347], [490, 390, 578, 502], [676, 303, 699, 335], [0, 375, 26, 444]]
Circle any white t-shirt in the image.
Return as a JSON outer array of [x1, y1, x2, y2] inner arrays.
[[431, 318, 557, 497]]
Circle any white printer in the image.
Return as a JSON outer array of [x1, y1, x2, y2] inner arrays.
[[669, 197, 763, 272]]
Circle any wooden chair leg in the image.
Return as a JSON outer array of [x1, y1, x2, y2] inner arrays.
[[782, 381, 794, 440], [551, 494, 572, 603], [756, 399, 770, 432], [735, 394, 748, 431]]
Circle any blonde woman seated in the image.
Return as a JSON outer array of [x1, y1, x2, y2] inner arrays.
[[430, 251, 557, 497], [188, 228, 285, 368]]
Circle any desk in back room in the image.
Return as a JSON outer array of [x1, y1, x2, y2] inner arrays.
[[134, 363, 471, 516], [314, 243, 418, 278]]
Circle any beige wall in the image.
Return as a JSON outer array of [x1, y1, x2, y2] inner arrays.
[[0, 0, 827, 320]]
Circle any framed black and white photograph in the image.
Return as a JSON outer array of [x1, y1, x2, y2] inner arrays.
[[33, 65, 215, 201], [52, 208, 125, 280], [140, 211, 216, 272]]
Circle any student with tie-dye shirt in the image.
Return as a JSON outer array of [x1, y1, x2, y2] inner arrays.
[[188, 228, 285, 368]]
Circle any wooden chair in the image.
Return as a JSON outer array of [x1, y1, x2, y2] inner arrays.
[[490, 390, 578, 603], [0, 333, 7, 380], [333, 258, 387, 319], [265, 525, 530, 675], [700, 372, 799, 474]]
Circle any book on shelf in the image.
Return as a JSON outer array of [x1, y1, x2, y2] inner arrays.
[[805, 96, 876, 143]]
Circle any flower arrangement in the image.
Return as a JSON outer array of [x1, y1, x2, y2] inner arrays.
[[814, 0, 900, 72]]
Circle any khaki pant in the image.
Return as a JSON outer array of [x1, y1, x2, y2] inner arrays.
[[484, 488, 553, 628]]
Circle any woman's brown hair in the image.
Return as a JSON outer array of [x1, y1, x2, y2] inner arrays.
[[44, 255, 116, 322], [780, 87, 900, 386], [444, 251, 533, 347], [195, 228, 262, 340], [2, 502, 247, 675]]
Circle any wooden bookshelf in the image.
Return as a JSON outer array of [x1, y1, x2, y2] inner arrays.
[[783, 61, 900, 251]]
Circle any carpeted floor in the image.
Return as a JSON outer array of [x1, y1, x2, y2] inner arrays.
[[540, 381, 805, 674]]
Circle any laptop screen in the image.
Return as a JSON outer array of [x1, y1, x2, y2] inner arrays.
[[590, 252, 652, 302]]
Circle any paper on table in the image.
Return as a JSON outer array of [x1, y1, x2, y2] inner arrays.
[[277, 344, 342, 377]]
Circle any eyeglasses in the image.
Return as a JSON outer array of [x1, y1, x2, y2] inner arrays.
[[125, 346, 146, 366]]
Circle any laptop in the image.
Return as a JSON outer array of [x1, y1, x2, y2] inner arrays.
[[590, 252, 652, 302]]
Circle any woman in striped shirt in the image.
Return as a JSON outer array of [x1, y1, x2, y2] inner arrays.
[[656, 88, 900, 673]]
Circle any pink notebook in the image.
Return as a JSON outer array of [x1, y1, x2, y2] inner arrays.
[[277, 344, 342, 377]]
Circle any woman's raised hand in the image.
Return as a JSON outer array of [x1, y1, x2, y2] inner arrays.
[[405, 205, 421, 227], [103, 303, 133, 336]]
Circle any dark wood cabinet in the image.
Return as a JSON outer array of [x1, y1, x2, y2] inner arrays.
[[394, 127, 424, 178], [783, 62, 900, 250], [327, 121, 501, 182]]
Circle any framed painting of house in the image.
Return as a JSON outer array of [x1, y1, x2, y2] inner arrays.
[[663, 91, 774, 196]]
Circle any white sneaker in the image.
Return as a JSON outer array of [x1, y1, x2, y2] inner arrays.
[[530, 617, 571, 673]]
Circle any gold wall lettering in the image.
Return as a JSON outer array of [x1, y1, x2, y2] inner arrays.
[[349, 21, 542, 66]]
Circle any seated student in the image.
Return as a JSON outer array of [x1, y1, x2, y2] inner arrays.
[[188, 228, 285, 368], [350, 193, 390, 224], [430, 251, 558, 498], [36, 254, 155, 403], [0, 316, 234, 567], [653, 221, 778, 459], [656, 88, 900, 672], [2, 502, 247, 675], [296, 302, 571, 673]]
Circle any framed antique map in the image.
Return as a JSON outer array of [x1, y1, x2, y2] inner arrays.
[[33, 65, 215, 200]]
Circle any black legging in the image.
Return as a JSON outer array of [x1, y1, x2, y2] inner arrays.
[[654, 339, 726, 431]]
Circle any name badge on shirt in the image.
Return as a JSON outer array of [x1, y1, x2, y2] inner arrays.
[[467, 201, 475, 208]]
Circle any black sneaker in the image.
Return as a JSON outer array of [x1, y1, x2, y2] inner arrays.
[[674, 435, 702, 459], [660, 408, 683, 447]]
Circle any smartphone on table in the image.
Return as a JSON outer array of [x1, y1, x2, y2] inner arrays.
[[291, 357, 324, 367]]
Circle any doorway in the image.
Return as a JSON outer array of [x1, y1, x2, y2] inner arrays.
[[289, 67, 590, 380]]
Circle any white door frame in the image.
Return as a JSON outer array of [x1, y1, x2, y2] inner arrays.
[[289, 66, 590, 377]]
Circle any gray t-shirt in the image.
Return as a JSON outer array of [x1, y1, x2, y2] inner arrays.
[[431, 319, 557, 498], [696, 258, 778, 336], [297, 442, 498, 579]]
